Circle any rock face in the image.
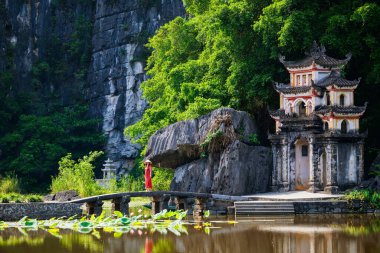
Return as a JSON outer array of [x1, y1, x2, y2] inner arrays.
[[146, 108, 272, 195], [146, 108, 258, 169], [86, 0, 185, 173], [171, 141, 272, 195], [43, 190, 79, 202], [0, 0, 185, 174]]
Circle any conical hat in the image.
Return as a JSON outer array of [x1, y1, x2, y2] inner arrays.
[[144, 159, 152, 164]]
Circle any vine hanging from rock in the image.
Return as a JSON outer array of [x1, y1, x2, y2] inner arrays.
[[200, 114, 238, 154]]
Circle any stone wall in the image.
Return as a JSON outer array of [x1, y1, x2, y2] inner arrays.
[[0, 203, 82, 221], [293, 201, 375, 214]]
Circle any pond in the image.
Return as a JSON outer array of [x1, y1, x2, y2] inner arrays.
[[0, 214, 379, 253]]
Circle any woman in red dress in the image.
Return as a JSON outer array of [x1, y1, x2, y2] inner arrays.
[[144, 160, 153, 191]]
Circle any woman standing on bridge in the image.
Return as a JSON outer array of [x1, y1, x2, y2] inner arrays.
[[144, 160, 153, 191]]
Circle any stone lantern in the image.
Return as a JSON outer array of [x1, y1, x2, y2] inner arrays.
[[102, 158, 117, 180], [97, 158, 117, 188]]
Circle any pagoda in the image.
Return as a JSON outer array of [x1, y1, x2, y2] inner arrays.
[[269, 42, 366, 194]]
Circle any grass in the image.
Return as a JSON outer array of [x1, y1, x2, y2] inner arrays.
[[0, 193, 43, 203], [0, 176, 20, 194]]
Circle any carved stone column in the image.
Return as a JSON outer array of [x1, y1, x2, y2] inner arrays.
[[324, 140, 339, 194], [271, 144, 278, 191], [308, 137, 319, 192], [357, 140, 365, 184], [281, 138, 289, 191], [112, 195, 130, 216]]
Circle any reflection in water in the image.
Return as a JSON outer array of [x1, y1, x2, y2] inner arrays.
[[0, 215, 379, 253], [144, 238, 153, 253]]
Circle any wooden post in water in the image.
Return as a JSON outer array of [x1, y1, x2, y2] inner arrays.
[[84, 200, 103, 216], [112, 195, 130, 216]]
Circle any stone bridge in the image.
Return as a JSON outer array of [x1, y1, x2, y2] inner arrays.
[[68, 191, 248, 219]]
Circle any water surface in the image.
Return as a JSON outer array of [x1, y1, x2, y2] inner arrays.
[[1, 215, 379, 253]]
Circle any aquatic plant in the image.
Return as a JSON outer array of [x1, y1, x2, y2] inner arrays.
[[0, 209, 224, 240]]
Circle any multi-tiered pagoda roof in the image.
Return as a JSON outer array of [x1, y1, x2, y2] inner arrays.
[[279, 41, 352, 69]]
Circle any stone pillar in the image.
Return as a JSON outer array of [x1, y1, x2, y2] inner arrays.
[[193, 198, 206, 220], [84, 200, 103, 216], [151, 196, 161, 215], [271, 144, 278, 191], [324, 141, 339, 194], [281, 138, 289, 191], [357, 140, 365, 184], [159, 194, 170, 211], [112, 196, 130, 216], [308, 137, 319, 192], [276, 144, 282, 190], [174, 197, 188, 211]]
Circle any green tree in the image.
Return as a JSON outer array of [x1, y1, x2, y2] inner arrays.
[[51, 151, 103, 197], [0, 106, 105, 192], [126, 0, 380, 172]]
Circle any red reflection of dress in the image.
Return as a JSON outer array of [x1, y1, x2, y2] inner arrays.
[[145, 238, 153, 253], [145, 163, 152, 191]]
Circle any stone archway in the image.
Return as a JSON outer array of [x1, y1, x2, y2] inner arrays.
[[294, 138, 310, 190]]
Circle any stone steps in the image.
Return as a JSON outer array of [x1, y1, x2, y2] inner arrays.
[[234, 201, 295, 215]]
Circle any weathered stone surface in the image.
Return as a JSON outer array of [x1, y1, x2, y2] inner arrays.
[[0, 0, 185, 175], [358, 176, 380, 191], [170, 140, 272, 195], [86, 0, 185, 173], [45, 190, 80, 202], [146, 108, 258, 169], [0, 203, 82, 221], [293, 201, 375, 214]]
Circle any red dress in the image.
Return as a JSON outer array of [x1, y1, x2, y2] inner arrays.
[[144, 163, 152, 190]]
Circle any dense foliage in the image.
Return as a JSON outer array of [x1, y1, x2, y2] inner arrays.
[[51, 151, 104, 197], [345, 189, 380, 209], [126, 0, 380, 168], [0, 4, 103, 192]]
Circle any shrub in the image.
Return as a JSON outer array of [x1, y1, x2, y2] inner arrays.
[[152, 168, 174, 191], [0, 175, 20, 194], [51, 151, 103, 197], [345, 189, 380, 209], [25, 194, 43, 203]]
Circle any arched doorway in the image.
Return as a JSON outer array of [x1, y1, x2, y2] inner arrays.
[[340, 94, 345, 106], [295, 138, 310, 190], [298, 102, 306, 116], [324, 122, 329, 131], [341, 120, 348, 134]]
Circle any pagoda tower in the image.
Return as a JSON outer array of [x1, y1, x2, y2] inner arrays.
[[269, 42, 366, 194]]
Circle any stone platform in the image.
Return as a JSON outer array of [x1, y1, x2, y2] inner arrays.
[[245, 191, 343, 201]]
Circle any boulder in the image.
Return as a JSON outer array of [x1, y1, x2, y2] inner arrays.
[[145, 108, 257, 168], [44, 190, 80, 202], [170, 140, 272, 195]]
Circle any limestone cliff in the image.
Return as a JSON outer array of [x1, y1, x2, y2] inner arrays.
[[0, 0, 185, 173], [86, 0, 185, 173]]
